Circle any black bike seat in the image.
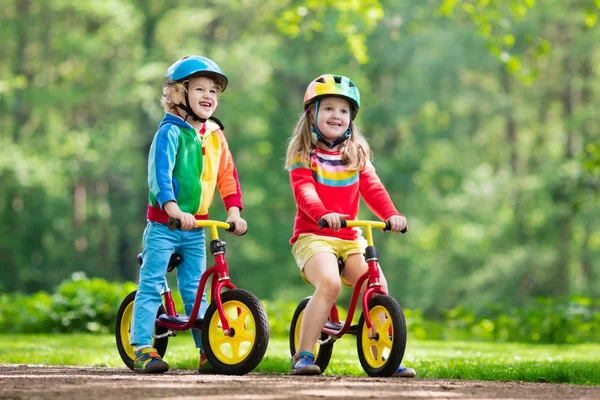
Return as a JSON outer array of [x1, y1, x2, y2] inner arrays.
[[137, 253, 184, 272]]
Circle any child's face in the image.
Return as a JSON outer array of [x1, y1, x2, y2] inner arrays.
[[186, 76, 219, 120], [316, 97, 351, 141]]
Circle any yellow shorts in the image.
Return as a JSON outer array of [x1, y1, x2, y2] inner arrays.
[[291, 234, 368, 286]]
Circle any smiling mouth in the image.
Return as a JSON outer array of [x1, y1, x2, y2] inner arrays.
[[327, 122, 341, 127], [200, 102, 211, 108]]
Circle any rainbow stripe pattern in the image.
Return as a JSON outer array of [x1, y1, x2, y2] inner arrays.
[[290, 151, 360, 187]]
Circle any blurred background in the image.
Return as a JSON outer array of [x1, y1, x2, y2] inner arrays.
[[1, 0, 599, 339]]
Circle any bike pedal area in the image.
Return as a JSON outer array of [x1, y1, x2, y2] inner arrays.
[[158, 313, 204, 328], [324, 321, 359, 335]]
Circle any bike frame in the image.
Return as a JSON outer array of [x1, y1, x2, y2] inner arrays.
[[154, 220, 237, 334], [321, 220, 390, 338]]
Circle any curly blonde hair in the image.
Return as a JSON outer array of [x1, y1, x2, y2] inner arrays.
[[285, 102, 371, 171], [160, 77, 224, 115]]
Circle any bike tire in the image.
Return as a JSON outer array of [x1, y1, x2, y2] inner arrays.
[[356, 295, 406, 377], [289, 296, 334, 373], [201, 289, 269, 375], [115, 290, 169, 370]]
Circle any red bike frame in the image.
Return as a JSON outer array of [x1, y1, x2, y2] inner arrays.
[[156, 219, 238, 335], [319, 219, 399, 339]]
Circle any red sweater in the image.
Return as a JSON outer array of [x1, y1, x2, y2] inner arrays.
[[289, 148, 401, 243]]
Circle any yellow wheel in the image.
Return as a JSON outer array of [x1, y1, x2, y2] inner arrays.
[[201, 289, 269, 375], [115, 290, 169, 370], [289, 297, 333, 373], [208, 300, 254, 364], [357, 295, 406, 377]]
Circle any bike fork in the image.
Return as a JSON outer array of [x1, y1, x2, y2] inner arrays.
[[153, 277, 176, 339]]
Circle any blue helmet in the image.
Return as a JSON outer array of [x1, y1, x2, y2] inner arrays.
[[165, 56, 228, 91]]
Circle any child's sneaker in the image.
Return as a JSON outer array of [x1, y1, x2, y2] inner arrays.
[[291, 353, 321, 375], [134, 347, 169, 373], [393, 365, 416, 378], [198, 351, 216, 374]]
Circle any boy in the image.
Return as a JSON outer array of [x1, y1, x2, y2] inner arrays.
[[130, 56, 247, 373]]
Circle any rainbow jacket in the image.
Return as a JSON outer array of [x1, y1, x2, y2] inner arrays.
[[146, 113, 242, 223]]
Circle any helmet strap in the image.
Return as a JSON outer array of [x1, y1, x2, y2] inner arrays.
[[175, 86, 207, 123], [310, 99, 352, 149]]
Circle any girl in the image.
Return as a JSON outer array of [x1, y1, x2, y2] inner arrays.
[[285, 74, 416, 377]]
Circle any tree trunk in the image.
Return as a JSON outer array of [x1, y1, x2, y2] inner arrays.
[[115, 0, 168, 280], [500, 66, 525, 241], [529, 98, 549, 170], [553, 58, 576, 297], [580, 223, 593, 296], [11, 0, 32, 142], [578, 55, 595, 293], [501, 67, 518, 174]]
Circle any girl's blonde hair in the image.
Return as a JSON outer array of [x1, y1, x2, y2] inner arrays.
[[160, 77, 224, 115], [285, 101, 372, 171]]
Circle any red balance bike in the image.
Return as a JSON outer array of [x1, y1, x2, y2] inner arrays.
[[289, 219, 407, 377], [116, 217, 269, 375]]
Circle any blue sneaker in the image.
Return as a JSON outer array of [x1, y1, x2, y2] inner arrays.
[[291, 354, 321, 375], [393, 365, 416, 377]]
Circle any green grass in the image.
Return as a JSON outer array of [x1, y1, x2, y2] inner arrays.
[[1, 333, 599, 385]]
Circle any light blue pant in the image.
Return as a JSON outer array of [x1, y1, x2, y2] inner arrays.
[[130, 221, 208, 348]]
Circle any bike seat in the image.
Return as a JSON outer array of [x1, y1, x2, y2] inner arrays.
[[336, 258, 352, 287], [137, 253, 184, 272], [158, 313, 203, 328], [337, 257, 345, 273]]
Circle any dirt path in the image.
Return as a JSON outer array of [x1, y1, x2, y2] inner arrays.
[[1, 364, 598, 400]]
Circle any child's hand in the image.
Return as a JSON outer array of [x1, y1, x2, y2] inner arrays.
[[164, 201, 197, 230], [320, 213, 350, 231], [386, 215, 407, 233], [177, 212, 197, 230], [226, 206, 247, 235], [226, 215, 247, 235]]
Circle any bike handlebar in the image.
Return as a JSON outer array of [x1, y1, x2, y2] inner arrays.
[[168, 217, 239, 233], [318, 218, 407, 234]]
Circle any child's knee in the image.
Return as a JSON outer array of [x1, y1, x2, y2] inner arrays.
[[315, 276, 341, 300], [137, 276, 163, 293]]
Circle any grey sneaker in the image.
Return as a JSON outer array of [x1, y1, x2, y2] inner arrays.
[[291, 354, 321, 375]]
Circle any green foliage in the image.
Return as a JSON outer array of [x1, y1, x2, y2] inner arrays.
[[262, 299, 298, 338], [584, 141, 600, 174], [275, 0, 383, 63], [440, 297, 600, 344], [0, 273, 135, 334], [50, 272, 137, 333], [1, 275, 599, 345], [1, 0, 599, 322], [439, 0, 542, 83], [0, 291, 53, 334]]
